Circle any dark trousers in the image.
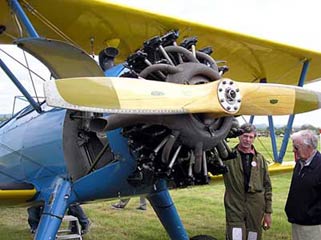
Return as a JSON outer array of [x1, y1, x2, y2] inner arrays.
[[27, 205, 43, 231], [27, 203, 89, 230], [67, 203, 90, 229]]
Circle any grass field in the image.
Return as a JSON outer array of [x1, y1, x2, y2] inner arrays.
[[0, 137, 295, 239]]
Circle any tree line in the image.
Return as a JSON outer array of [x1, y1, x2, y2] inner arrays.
[[257, 124, 320, 137]]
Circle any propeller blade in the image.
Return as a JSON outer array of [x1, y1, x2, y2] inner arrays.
[[44, 77, 226, 114], [235, 81, 321, 115], [44, 76, 321, 116]]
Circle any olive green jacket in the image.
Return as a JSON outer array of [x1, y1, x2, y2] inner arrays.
[[223, 146, 272, 221]]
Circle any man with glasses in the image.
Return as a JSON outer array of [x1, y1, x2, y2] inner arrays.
[[223, 123, 272, 240], [285, 129, 321, 240]]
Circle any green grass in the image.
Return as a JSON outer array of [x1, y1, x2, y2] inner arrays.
[[0, 173, 293, 240], [0, 137, 295, 239]]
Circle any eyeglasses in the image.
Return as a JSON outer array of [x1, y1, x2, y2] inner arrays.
[[293, 144, 304, 151]]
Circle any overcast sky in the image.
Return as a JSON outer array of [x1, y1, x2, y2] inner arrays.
[[1, 0, 321, 127]]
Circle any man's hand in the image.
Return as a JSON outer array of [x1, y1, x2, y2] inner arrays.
[[262, 213, 272, 230]]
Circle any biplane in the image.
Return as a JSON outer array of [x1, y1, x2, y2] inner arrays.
[[1, 0, 321, 239]]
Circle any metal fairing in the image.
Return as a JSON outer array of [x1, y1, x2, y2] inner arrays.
[[0, 106, 67, 204], [72, 128, 152, 202]]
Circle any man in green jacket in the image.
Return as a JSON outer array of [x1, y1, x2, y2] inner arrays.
[[223, 123, 272, 240]]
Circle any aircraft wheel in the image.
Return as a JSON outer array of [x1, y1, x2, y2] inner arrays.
[[190, 235, 217, 240]]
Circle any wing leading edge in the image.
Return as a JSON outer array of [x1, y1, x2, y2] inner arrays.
[[1, 0, 321, 85]]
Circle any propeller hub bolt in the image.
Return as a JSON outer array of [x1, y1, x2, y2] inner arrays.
[[227, 89, 236, 99]]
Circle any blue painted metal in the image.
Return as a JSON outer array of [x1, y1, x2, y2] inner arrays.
[[268, 116, 279, 162], [277, 60, 310, 162], [35, 178, 71, 240], [148, 179, 189, 240], [72, 128, 150, 201], [10, 0, 40, 38], [104, 63, 126, 76], [72, 160, 150, 202], [277, 116, 295, 162], [249, 115, 255, 124], [0, 106, 67, 184], [0, 58, 41, 113]]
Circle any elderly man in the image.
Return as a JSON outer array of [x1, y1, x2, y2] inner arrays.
[[285, 129, 321, 240], [223, 123, 272, 240]]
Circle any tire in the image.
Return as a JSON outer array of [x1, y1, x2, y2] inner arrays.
[[190, 235, 217, 240]]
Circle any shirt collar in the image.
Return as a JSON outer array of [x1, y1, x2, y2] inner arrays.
[[237, 144, 255, 155]]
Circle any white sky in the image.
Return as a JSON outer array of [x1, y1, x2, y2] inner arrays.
[[1, 0, 321, 127]]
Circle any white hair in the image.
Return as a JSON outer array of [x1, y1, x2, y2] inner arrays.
[[291, 129, 318, 149]]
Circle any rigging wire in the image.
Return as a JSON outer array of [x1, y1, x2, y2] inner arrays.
[[21, 0, 80, 48], [12, 11, 23, 38], [1, 31, 16, 41], [0, 48, 47, 82], [22, 49, 40, 104]]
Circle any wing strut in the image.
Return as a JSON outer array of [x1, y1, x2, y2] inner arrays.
[[10, 0, 39, 38], [0, 58, 42, 113]]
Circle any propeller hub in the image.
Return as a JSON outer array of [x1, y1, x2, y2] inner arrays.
[[218, 79, 241, 113]]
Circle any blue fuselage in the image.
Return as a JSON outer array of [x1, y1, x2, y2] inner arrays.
[[0, 107, 67, 186]]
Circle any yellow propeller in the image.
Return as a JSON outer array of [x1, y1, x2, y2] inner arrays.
[[44, 77, 321, 116]]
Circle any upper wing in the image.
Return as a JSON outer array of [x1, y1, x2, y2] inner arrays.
[[1, 0, 321, 85]]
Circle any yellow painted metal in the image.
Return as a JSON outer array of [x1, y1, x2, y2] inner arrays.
[[0, 189, 37, 205], [210, 162, 294, 181], [1, 0, 321, 85], [268, 162, 294, 174]]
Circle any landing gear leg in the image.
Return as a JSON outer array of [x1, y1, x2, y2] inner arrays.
[[148, 179, 189, 240], [34, 178, 71, 240]]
